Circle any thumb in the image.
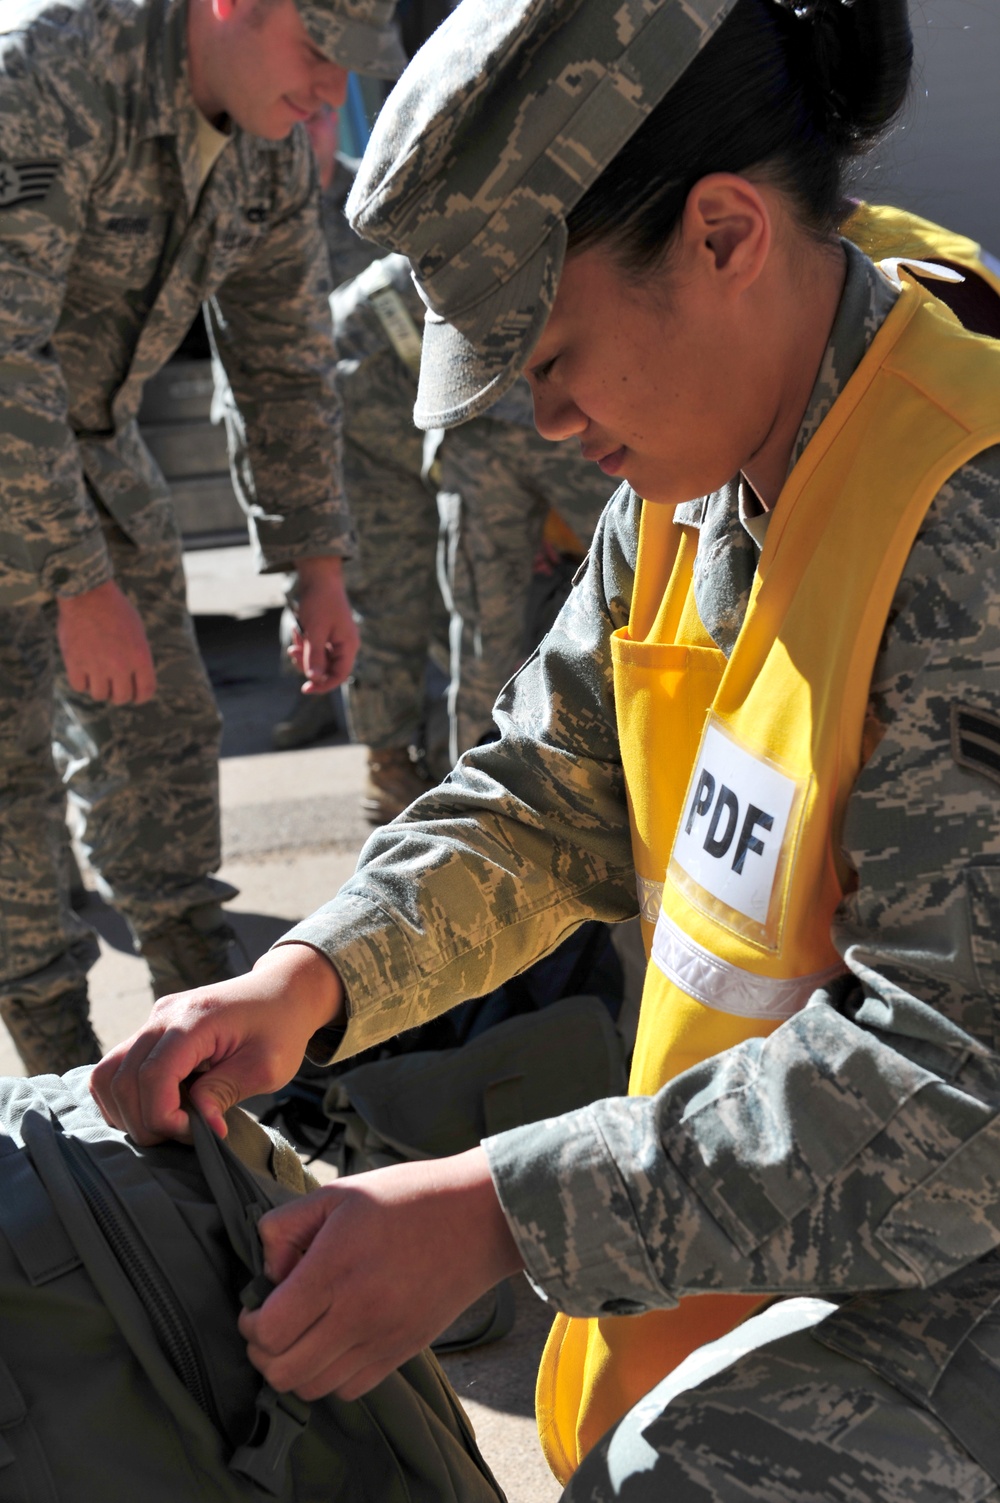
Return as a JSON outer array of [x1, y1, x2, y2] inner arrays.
[[258, 1191, 339, 1285], [188, 1067, 245, 1139]]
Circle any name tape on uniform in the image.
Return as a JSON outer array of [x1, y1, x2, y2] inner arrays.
[[670, 721, 798, 933]]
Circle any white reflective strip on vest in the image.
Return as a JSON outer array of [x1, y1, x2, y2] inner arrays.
[[650, 908, 847, 1020], [636, 875, 664, 925]]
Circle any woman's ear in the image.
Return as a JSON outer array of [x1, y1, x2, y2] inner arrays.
[[682, 174, 772, 295]]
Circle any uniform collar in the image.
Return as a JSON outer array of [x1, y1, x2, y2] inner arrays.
[[138, 0, 239, 212], [137, 0, 191, 142]]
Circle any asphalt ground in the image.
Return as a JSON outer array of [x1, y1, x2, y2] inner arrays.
[[3, 548, 563, 1503]]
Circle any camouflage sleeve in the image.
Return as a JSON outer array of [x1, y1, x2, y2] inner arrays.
[[485, 448, 1000, 1318], [207, 136, 352, 572], [0, 16, 113, 604], [279, 485, 642, 1049]]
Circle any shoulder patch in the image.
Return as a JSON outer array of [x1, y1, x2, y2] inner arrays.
[[952, 702, 1000, 786], [0, 159, 60, 209]]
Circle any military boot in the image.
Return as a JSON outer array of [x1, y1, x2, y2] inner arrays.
[[272, 690, 345, 751], [0, 985, 102, 1077], [142, 902, 242, 999], [362, 746, 434, 824]]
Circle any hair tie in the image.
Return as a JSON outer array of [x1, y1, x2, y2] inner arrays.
[[772, 0, 856, 17]]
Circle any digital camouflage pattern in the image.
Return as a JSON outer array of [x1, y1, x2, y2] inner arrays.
[[285, 249, 1000, 1488], [433, 414, 611, 758], [0, 502, 234, 1002], [562, 1297, 1000, 1501], [0, 0, 347, 1024], [330, 245, 443, 751], [347, 0, 742, 427], [328, 217, 610, 758], [0, 0, 350, 604], [296, 0, 406, 79]]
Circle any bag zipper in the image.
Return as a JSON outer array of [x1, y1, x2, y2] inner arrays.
[[58, 1136, 224, 1434]]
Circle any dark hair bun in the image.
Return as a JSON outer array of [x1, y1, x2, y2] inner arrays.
[[567, 0, 913, 266], [801, 0, 912, 151]]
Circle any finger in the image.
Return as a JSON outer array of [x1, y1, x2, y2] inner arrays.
[[110, 672, 135, 707], [301, 630, 325, 683], [256, 1192, 339, 1285], [133, 661, 158, 704], [124, 1025, 227, 1143], [90, 1027, 168, 1137]]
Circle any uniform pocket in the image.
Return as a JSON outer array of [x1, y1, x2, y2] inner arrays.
[[72, 208, 171, 302]]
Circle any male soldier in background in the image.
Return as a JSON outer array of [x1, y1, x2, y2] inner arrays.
[[274, 108, 613, 819], [0, 0, 403, 1074]]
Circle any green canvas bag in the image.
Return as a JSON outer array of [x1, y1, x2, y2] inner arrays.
[[0, 1067, 504, 1503], [318, 995, 627, 1177]]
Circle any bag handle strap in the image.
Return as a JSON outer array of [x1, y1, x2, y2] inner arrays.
[[185, 1094, 312, 1497]]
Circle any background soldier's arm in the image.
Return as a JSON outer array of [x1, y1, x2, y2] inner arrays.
[[0, 13, 112, 606], [206, 133, 353, 576]]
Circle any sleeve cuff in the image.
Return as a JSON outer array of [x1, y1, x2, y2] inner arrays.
[[483, 1106, 674, 1318]]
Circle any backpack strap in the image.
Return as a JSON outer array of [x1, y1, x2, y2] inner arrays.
[[0, 1134, 81, 1286], [187, 1102, 312, 1498]]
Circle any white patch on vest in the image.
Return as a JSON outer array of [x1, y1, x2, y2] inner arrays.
[[651, 909, 846, 1019], [670, 722, 797, 929], [635, 874, 664, 925]]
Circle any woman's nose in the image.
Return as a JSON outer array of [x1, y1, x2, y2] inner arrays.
[[531, 385, 586, 443]]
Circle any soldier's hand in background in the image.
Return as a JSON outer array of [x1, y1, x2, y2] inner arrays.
[[287, 555, 359, 692], [57, 579, 157, 705], [90, 941, 344, 1145]]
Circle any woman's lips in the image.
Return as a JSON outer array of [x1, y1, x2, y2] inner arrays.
[[596, 446, 626, 476]]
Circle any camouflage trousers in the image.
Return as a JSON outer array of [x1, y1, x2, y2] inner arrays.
[[0, 499, 228, 1007], [339, 354, 445, 752], [341, 424, 444, 752], [561, 1299, 1000, 1503], [434, 418, 612, 761]]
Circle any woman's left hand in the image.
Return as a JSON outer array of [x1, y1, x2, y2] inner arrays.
[[238, 1148, 525, 1400]]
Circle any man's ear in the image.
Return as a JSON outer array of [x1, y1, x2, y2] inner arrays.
[[682, 174, 771, 294]]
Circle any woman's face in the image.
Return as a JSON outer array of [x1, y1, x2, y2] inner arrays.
[[525, 240, 775, 507]]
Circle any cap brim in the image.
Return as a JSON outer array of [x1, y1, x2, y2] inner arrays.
[[413, 229, 564, 429]]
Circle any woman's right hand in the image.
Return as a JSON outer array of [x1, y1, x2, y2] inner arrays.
[[89, 943, 343, 1145]]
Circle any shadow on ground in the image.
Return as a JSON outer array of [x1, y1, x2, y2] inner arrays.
[[79, 889, 296, 962], [195, 609, 349, 759]]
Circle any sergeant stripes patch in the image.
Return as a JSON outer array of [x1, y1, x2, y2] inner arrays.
[[0, 159, 60, 209], [952, 702, 1000, 786]]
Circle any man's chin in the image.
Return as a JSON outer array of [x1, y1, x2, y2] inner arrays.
[[227, 107, 295, 141]]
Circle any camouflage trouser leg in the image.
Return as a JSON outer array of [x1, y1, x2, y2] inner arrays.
[[0, 594, 101, 1006], [435, 420, 612, 761], [53, 503, 231, 952], [561, 1299, 1000, 1503], [342, 428, 442, 751]]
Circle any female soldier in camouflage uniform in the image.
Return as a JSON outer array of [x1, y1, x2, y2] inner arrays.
[[96, 0, 1000, 1498]]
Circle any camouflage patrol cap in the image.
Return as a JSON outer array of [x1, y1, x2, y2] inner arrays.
[[347, 0, 740, 427], [298, 0, 406, 79]]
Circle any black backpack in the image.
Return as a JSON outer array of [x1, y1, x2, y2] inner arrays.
[[0, 1067, 504, 1502]]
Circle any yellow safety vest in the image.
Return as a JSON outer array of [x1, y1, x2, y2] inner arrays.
[[843, 201, 1000, 301], [536, 273, 1000, 1482]]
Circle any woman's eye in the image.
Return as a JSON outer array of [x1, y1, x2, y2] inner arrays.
[[530, 357, 557, 384]]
